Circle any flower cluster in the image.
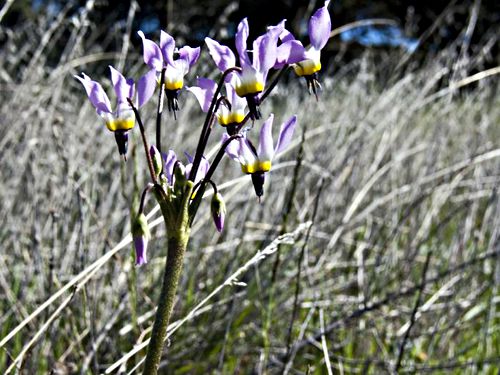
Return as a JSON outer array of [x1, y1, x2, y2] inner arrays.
[[74, 2, 331, 266]]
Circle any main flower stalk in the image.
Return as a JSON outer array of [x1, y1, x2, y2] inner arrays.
[[142, 183, 193, 374]]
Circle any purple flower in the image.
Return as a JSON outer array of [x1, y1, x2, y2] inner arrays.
[[138, 30, 200, 114], [75, 66, 156, 158], [205, 19, 285, 120], [162, 150, 177, 185], [159, 150, 209, 188], [291, 1, 331, 95], [185, 152, 210, 186], [224, 114, 297, 197], [187, 76, 247, 134], [271, 22, 307, 69]]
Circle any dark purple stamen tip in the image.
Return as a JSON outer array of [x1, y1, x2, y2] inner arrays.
[[114, 130, 129, 159], [251, 172, 265, 198], [305, 73, 321, 100], [245, 94, 261, 120], [225, 123, 239, 136], [165, 89, 180, 119]]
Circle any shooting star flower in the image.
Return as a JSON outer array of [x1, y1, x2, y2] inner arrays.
[[292, 1, 331, 97], [138, 30, 200, 116], [187, 77, 247, 135], [205, 19, 285, 120], [74, 66, 156, 159], [224, 113, 297, 198]]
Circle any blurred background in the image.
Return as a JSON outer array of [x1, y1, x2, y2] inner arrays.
[[0, 1, 499, 374], [1, 0, 499, 75]]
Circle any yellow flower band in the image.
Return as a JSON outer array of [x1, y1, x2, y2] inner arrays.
[[165, 79, 184, 91], [235, 80, 264, 97], [293, 59, 321, 77], [241, 161, 271, 174], [106, 118, 135, 132], [218, 112, 246, 126]]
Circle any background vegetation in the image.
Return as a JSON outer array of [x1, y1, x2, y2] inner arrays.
[[0, 0, 499, 373]]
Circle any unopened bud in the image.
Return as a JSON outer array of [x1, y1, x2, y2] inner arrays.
[[211, 192, 226, 232], [132, 213, 150, 266], [173, 162, 187, 193], [150, 145, 163, 177]]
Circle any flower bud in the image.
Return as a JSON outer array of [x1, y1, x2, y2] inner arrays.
[[150, 145, 163, 177], [211, 192, 226, 232], [173, 162, 187, 193], [132, 213, 150, 266]]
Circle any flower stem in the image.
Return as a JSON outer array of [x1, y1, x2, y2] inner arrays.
[[156, 68, 166, 153], [127, 98, 157, 183], [189, 66, 241, 183], [142, 234, 189, 374], [142, 182, 192, 374]]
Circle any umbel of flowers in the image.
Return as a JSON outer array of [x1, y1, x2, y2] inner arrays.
[[74, 2, 330, 373]]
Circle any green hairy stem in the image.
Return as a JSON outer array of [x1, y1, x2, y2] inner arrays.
[[142, 184, 193, 374]]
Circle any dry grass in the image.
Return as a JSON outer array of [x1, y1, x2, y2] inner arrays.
[[0, 3, 499, 374]]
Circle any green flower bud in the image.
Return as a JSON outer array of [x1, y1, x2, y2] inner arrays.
[[150, 145, 163, 177], [211, 192, 226, 232]]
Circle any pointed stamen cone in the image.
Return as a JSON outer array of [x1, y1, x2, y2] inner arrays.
[[132, 213, 150, 266], [245, 94, 261, 120], [211, 192, 226, 232], [251, 172, 265, 198], [114, 130, 129, 159], [165, 89, 180, 119]]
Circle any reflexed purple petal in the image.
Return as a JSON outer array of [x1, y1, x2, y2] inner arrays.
[[268, 19, 286, 34], [308, 1, 331, 50], [178, 46, 201, 67], [275, 115, 297, 154], [184, 151, 194, 164], [170, 59, 189, 76], [137, 69, 157, 107], [235, 18, 251, 67], [225, 81, 247, 113], [160, 30, 175, 65], [187, 77, 217, 113], [223, 133, 240, 160], [134, 236, 148, 266], [138, 30, 163, 70], [205, 37, 236, 72], [74, 73, 112, 113], [257, 114, 275, 162], [186, 154, 210, 184], [163, 150, 177, 184], [279, 28, 296, 43], [186, 88, 208, 112], [253, 23, 283, 73], [274, 40, 306, 68], [198, 156, 210, 179], [239, 137, 258, 166], [109, 66, 133, 104]]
